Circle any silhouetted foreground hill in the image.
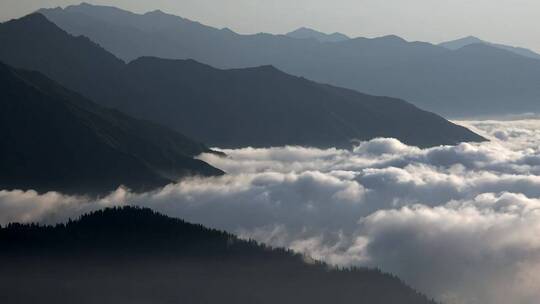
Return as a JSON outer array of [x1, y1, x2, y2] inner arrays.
[[37, 3, 540, 116], [0, 14, 483, 148], [0, 207, 436, 304], [0, 62, 222, 195]]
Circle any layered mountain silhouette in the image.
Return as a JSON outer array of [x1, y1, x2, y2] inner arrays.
[[37, 3, 540, 116], [286, 27, 350, 42], [0, 62, 222, 195], [0, 206, 436, 304], [0, 13, 483, 148], [440, 36, 540, 61]]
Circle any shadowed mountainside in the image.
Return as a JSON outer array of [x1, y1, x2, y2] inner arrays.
[[0, 62, 222, 195], [0, 206, 437, 304], [0, 14, 484, 148]]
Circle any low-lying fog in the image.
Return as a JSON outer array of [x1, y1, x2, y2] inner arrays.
[[3, 119, 540, 304]]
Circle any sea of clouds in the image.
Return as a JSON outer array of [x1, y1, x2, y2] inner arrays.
[[3, 119, 540, 304]]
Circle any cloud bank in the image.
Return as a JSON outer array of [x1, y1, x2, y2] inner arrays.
[[3, 119, 540, 304]]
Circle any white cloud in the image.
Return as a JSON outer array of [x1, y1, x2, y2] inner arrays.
[[4, 119, 540, 303], [362, 193, 540, 304]]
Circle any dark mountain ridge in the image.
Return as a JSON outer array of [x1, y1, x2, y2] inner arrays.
[[0, 61, 222, 195], [107, 56, 484, 148], [0, 14, 484, 148], [37, 3, 540, 116], [0, 206, 437, 304]]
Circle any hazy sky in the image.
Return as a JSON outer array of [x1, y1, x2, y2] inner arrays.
[[2, 0, 540, 52]]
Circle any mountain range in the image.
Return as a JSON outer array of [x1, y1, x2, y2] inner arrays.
[[0, 13, 483, 148], [0, 206, 436, 304], [0, 61, 222, 195], [37, 3, 540, 117]]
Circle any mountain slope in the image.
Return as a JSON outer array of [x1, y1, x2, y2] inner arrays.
[[37, 3, 540, 116], [286, 27, 350, 42], [0, 12, 124, 104], [0, 14, 483, 148], [108, 57, 484, 148], [0, 206, 436, 304], [440, 36, 540, 60], [0, 62, 222, 195]]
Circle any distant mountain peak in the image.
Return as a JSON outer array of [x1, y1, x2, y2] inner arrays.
[[12, 12, 49, 24], [237, 64, 290, 77], [287, 27, 321, 35], [439, 36, 485, 50], [462, 35, 482, 41], [5, 13, 69, 37], [358, 35, 408, 45], [377, 34, 406, 42], [65, 2, 121, 12], [254, 64, 281, 72], [220, 27, 237, 35], [440, 36, 540, 60], [286, 27, 350, 43], [457, 36, 484, 45], [145, 9, 165, 15]]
